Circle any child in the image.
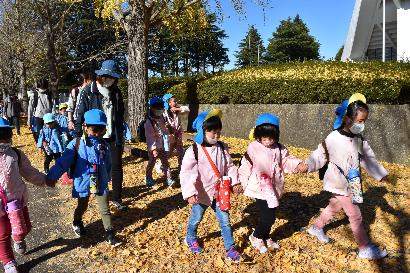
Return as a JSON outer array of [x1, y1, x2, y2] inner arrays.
[[0, 117, 54, 273], [56, 103, 71, 148], [36, 113, 63, 174], [304, 93, 388, 260], [144, 97, 174, 187], [238, 113, 305, 253], [180, 109, 243, 262], [162, 94, 185, 169], [46, 109, 122, 247]]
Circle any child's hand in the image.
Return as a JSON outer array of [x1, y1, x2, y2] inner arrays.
[[296, 162, 309, 173], [171, 106, 182, 112], [152, 149, 158, 158], [380, 175, 389, 182], [187, 195, 198, 204], [45, 178, 56, 187], [232, 184, 243, 194]]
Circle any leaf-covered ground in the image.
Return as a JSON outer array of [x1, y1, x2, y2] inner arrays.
[[14, 127, 409, 273]]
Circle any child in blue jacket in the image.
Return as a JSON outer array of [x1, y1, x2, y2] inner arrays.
[[36, 113, 63, 174], [47, 109, 122, 247]]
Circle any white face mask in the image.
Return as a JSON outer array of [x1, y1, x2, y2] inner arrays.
[[205, 136, 218, 145], [102, 78, 115, 88], [349, 123, 365, 135]]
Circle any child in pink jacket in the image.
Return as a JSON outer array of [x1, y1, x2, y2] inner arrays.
[[180, 109, 243, 262], [162, 94, 184, 169], [0, 117, 53, 273], [239, 113, 305, 253], [304, 94, 388, 260], [144, 97, 174, 187]]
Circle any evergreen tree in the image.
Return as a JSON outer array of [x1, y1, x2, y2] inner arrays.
[[335, 45, 344, 61], [235, 25, 265, 68], [266, 15, 320, 62]]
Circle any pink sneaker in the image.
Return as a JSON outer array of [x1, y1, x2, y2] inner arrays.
[[249, 232, 268, 253]]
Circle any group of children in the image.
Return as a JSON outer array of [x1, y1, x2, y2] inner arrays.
[[0, 91, 389, 272]]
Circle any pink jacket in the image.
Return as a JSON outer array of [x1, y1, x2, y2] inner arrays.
[[0, 148, 46, 216], [144, 117, 168, 152], [306, 130, 388, 196], [238, 141, 302, 206], [163, 110, 183, 145], [180, 142, 239, 206]]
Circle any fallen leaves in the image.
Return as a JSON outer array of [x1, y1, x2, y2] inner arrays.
[[12, 128, 410, 273]]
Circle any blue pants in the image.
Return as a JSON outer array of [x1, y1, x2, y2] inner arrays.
[[186, 199, 235, 250]]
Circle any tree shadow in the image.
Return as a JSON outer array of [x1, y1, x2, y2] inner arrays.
[[326, 186, 409, 273], [18, 219, 107, 273]]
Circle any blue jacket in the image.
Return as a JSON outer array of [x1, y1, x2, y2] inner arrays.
[[56, 114, 69, 134], [36, 126, 63, 153], [47, 137, 111, 198]]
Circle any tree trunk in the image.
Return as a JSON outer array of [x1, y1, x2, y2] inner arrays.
[[44, 5, 59, 104], [18, 60, 28, 114], [126, 2, 148, 135]]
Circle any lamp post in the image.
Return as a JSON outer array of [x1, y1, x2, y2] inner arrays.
[[382, 0, 386, 62]]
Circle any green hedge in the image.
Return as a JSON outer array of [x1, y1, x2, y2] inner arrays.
[[169, 61, 410, 104]]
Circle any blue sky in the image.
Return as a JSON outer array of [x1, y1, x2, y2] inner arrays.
[[214, 0, 356, 69]]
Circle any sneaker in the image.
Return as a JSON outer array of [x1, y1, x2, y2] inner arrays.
[[184, 238, 202, 254], [106, 230, 123, 247], [307, 225, 329, 243], [167, 179, 176, 187], [145, 178, 156, 187], [13, 240, 27, 255], [154, 160, 163, 175], [72, 221, 86, 237], [249, 232, 268, 253], [226, 246, 242, 263], [112, 200, 128, 211], [266, 238, 280, 250], [3, 260, 19, 273], [358, 243, 387, 260]]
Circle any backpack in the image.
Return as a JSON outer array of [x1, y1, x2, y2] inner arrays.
[[67, 137, 81, 179], [191, 141, 225, 161], [137, 118, 153, 143], [318, 135, 363, 180]]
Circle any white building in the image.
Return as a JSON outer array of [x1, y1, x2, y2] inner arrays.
[[342, 0, 410, 61]]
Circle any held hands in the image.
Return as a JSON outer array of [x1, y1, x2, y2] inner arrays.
[[68, 120, 75, 130], [187, 195, 198, 204], [380, 175, 389, 182], [295, 162, 309, 173], [45, 178, 57, 188], [152, 149, 158, 158]]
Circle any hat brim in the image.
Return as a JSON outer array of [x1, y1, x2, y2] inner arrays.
[[95, 70, 120, 79], [333, 116, 344, 129], [348, 93, 366, 105], [205, 109, 222, 121], [85, 122, 107, 126]]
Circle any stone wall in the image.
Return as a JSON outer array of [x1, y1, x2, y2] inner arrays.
[[179, 104, 410, 165]]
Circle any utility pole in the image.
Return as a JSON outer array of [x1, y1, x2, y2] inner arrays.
[[382, 0, 386, 62]]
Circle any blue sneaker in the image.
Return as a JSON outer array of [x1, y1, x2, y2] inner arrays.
[[226, 246, 242, 263], [145, 178, 156, 186], [167, 179, 176, 187], [184, 238, 202, 254]]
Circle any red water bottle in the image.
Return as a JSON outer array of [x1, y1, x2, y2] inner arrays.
[[217, 176, 231, 211]]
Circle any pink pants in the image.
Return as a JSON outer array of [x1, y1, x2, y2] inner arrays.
[[0, 206, 31, 265], [314, 194, 369, 247]]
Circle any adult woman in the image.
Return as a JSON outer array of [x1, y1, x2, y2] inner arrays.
[[74, 60, 127, 211]]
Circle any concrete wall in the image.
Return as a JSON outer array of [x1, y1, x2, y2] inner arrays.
[[180, 104, 410, 165]]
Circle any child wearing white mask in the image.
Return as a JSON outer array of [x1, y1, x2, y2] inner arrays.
[[302, 93, 389, 260]]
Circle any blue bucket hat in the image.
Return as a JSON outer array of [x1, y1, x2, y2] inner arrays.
[[333, 99, 349, 129], [43, 113, 56, 124], [95, 60, 120, 79], [192, 109, 223, 144], [148, 96, 164, 107], [162, 93, 174, 110], [0, 117, 12, 128], [84, 109, 107, 126], [256, 113, 280, 127]]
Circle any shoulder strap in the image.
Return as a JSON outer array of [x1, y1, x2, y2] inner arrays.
[[277, 143, 283, 169], [243, 152, 253, 166], [322, 141, 329, 164], [200, 144, 221, 179], [11, 147, 21, 166], [193, 142, 198, 161], [73, 137, 81, 163]]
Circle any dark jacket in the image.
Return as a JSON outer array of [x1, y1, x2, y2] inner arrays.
[[74, 81, 125, 146], [5, 95, 21, 117]]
